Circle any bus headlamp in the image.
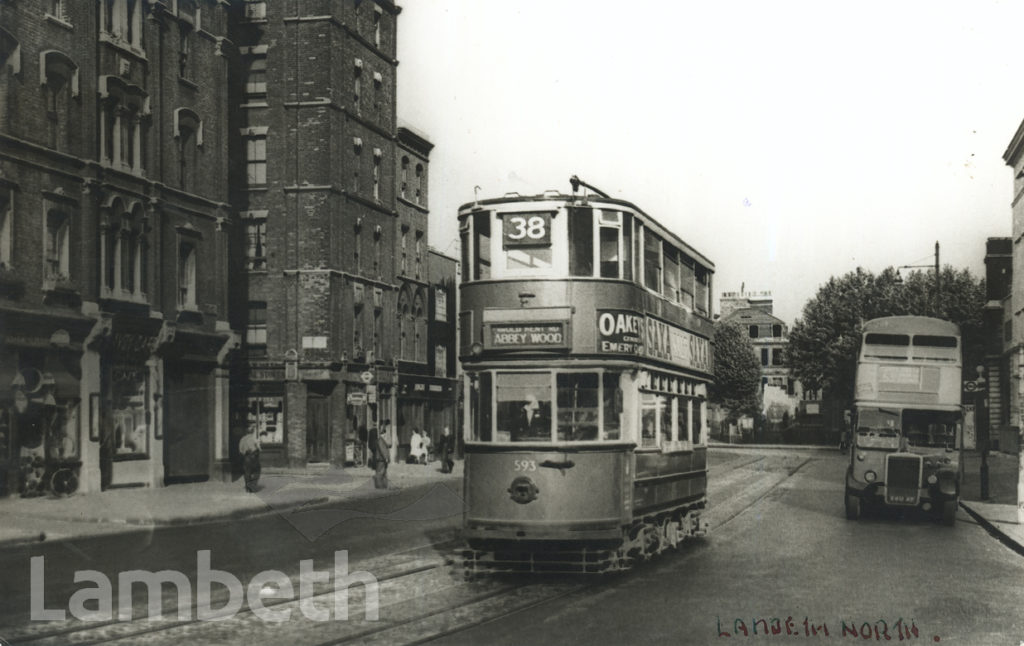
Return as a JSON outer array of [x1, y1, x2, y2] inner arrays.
[[864, 470, 877, 483], [927, 474, 938, 485]]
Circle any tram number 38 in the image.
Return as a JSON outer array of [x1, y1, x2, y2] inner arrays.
[[514, 459, 537, 472], [506, 216, 547, 240]]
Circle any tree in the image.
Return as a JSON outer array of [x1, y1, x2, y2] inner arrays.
[[710, 320, 763, 421], [787, 265, 985, 405]]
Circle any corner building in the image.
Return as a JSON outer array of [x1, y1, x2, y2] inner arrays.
[[0, 0, 235, 495], [229, 1, 414, 467]]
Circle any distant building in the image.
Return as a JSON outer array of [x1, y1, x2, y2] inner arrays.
[[719, 290, 802, 437]]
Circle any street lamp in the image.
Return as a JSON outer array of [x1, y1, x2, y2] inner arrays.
[[894, 241, 941, 314]]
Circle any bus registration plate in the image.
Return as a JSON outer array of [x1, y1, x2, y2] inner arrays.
[[885, 489, 919, 505]]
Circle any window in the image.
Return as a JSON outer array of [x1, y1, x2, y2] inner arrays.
[[473, 211, 490, 280], [246, 301, 267, 356], [372, 149, 381, 201], [413, 291, 425, 362], [400, 156, 409, 198], [679, 255, 695, 308], [44, 210, 70, 283], [695, 266, 710, 315], [414, 164, 423, 204], [41, 51, 78, 153], [373, 224, 382, 275], [399, 228, 408, 274], [414, 230, 423, 278], [640, 392, 667, 448], [47, 0, 69, 23], [247, 396, 282, 446], [353, 60, 362, 113], [503, 211, 552, 270], [101, 204, 147, 300], [243, 0, 267, 20], [772, 349, 784, 366], [643, 227, 662, 292], [110, 365, 149, 458], [245, 134, 266, 185], [435, 345, 447, 378], [174, 109, 201, 191], [749, 325, 758, 338], [435, 288, 447, 322], [598, 209, 622, 279], [0, 189, 12, 269], [178, 21, 193, 79], [557, 373, 600, 441], [245, 218, 267, 270], [99, 77, 146, 174], [178, 241, 196, 309], [496, 372, 551, 442], [245, 56, 266, 96], [761, 348, 769, 367], [663, 245, 680, 303], [353, 218, 362, 272], [568, 207, 593, 277], [102, 0, 143, 49], [373, 6, 383, 47]]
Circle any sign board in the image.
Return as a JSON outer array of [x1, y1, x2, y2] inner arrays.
[[347, 392, 367, 406], [596, 309, 711, 373], [502, 211, 552, 247], [487, 322, 567, 350], [360, 371, 374, 384], [963, 380, 978, 393]]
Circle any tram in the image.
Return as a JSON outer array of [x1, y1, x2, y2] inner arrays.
[[458, 177, 715, 573], [845, 316, 963, 525]]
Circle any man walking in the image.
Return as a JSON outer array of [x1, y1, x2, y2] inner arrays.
[[373, 420, 391, 489], [239, 428, 261, 493]]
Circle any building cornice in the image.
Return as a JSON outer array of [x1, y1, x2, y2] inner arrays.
[[1004, 117, 1024, 166]]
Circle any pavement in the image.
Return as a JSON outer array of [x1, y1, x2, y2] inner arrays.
[[1, 446, 1021, 556], [0, 459, 463, 547]]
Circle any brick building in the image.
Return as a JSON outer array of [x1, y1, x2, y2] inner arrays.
[[228, 1, 452, 468], [0, 0, 236, 495]]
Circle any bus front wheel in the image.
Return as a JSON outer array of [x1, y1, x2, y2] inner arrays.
[[845, 492, 861, 521]]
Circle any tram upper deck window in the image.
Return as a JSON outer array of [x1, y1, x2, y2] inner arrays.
[[643, 228, 662, 292], [664, 246, 680, 303], [695, 266, 710, 315], [503, 211, 553, 270], [472, 211, 490, 280], [569, 207, 594, 276], [679, 255, 695, 309], [599, 210, 632, 280]]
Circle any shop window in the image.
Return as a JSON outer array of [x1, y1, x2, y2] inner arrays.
[[44, 209, 70, 283], [245, 218, 267, 270], [111, 365, 148, 458], [177, 241, 196, 310], [248, 396, 283, 446]]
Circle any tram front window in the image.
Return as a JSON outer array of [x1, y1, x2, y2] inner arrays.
[[495, 372, 551, 442]]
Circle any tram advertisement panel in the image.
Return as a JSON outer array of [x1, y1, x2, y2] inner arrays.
[[597, 309, 710, 372]]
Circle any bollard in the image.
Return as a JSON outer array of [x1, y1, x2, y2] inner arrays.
[[980, 440, 990, 500]]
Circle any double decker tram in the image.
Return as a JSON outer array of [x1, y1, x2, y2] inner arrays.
[[458, 178, 715, 573], [845, 316, 964, 525]]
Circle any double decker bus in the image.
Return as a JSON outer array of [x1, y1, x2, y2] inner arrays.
[[458, 177, 715, 573], [845, 316, 963, 525]]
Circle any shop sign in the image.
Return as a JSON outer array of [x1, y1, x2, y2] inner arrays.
[[597, 310, 711, 372], [347, 392, 367, 406], [301, 368, 331, 381], [360, 371, 374, 384], [487, 322, 566, 349]]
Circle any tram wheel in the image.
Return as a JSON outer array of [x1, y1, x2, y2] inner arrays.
[[844, 492, 861, 521]]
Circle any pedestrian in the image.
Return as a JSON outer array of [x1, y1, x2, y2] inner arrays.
[[409, 427, 426, 464], [374, 420, 391, 489], [438, 426, 455, 474], [365, 424, 376, 469], [239, 428, 261, 493]]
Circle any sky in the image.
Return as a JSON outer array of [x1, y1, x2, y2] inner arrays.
[[395, 0, 1024, 325]]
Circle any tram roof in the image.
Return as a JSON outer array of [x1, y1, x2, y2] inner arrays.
[[861, 316, 960, 336], [458, 192, 715, 271]]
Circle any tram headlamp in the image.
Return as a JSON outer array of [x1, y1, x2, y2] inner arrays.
[[856, 452, 866, 462], [864, 470, 877, 483], [470, 342, 483, 357]]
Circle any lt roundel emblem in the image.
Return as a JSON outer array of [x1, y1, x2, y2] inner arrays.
[[508, 476, 539, 504]]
